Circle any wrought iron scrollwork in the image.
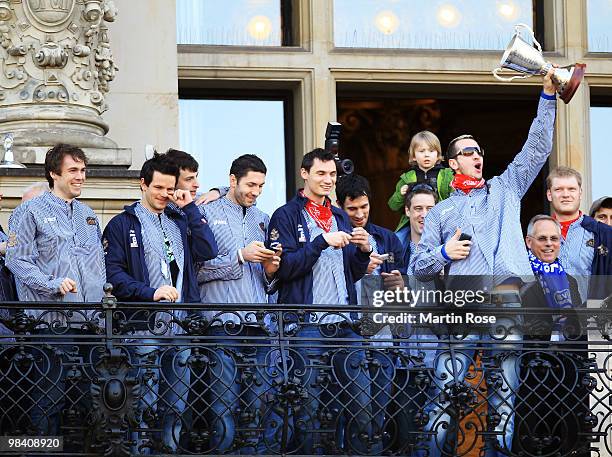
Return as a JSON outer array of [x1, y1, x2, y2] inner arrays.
[[0, 300, 611, 456]]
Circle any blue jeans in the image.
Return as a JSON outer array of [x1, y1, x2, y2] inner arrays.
[[425, 314, 522, 457], [288, 324, 375, 455], [203, 326, 282, 454], [128, 338, 190, 452]]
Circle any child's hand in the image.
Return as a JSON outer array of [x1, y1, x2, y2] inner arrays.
[[400, 184, 409, 196]]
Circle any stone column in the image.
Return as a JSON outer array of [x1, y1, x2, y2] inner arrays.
[[0, 0, 130, 166]]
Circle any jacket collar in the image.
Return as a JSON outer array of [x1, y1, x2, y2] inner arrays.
[[123, 201, 181, 219], [364, 220, 383, 239], [293, 190, 344, 216]]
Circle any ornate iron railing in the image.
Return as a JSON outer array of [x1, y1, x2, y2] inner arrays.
[[0, 289, 611, 456]]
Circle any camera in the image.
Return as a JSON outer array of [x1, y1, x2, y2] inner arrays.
[[325, 122, 354, 176]]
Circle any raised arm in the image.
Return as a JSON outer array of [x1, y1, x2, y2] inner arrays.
[[499, 70, 557, 198]]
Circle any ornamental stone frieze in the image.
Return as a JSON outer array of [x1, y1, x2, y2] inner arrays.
[[0, 0, 130, 166]]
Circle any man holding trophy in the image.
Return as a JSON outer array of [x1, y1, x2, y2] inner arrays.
[[412, 62, 558, 456]]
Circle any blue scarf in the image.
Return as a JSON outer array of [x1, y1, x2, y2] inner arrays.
[[528, 251, 572, 309]]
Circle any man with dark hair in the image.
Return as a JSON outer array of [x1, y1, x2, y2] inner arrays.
[[5, 144, 106, 437], [396, 184, 438, 273], [413, 72, 557, 456], [7, 144, 103, 302], [335, 173, 404, 452], [589, 196, 612, 226], [546, 166, 612, 301], [195, 153, 281, 453], [103, 153, 218, 450], [336, 173, 405, 286], [267, 148, 372, 454], [268, 148, 371, 305], [104, 152, 218, 302], [165, 148, 200, 199]]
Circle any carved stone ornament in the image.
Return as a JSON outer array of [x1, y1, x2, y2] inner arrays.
[[0, 0, 121, 161]]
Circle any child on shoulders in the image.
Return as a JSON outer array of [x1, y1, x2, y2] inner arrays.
[[387, 130, 453, 231]]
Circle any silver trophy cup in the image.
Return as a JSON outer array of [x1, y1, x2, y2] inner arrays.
[[493, 23, 585, 104]]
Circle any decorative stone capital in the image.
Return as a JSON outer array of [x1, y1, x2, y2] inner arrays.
[[0, 0, 118, 113], [0, 0, 125, 165]]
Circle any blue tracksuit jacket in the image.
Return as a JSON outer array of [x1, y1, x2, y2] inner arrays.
[[267, 193, 370, 304], [103, 201, 218, 302]]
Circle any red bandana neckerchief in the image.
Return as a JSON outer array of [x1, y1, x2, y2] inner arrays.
[[553, 211, 582, 239], [301, 190, 333, 233], [451, 174, 486, 194]]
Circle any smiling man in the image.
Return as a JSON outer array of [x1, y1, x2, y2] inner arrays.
[[396, 184, 438, 274], [520, 214, 588, 457], [103, 153, 218, 451], [103, 152, 218, 304], [336, 173, 405, 286], [5, 144, 106, 438], [195, 154, 281, 453], [6, 144, 105, 303], [267, 148, 372, 454]]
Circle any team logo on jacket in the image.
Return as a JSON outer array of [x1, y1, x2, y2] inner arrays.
[[297, 224, 306, 243], [129, 229, 138, 248], [587, 239, 595, 247], [598, 244, 609, 256], [86, 217, 97, 226], [270, 228, 279, 241]]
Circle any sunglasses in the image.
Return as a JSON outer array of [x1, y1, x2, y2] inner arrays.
[[408, 183, 435, 192], [453, 146, 484, 158], [528, 235, 561, 243]]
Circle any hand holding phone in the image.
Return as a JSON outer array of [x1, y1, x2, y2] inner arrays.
[[444, 228, 472, 260]]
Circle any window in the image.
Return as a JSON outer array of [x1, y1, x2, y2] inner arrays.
[[333, 0, 535, 50], [179, 98, 289, 215], [587, 0, 612, 52], [177, 0, 295, 46], [336, 89, 548, 229], [589, 106, 612, 200]]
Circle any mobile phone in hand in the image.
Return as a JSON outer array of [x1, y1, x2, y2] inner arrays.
[[458, 233, 472, 242]]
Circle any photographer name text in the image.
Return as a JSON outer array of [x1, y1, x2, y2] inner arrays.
[[373, 312, 496, 325]]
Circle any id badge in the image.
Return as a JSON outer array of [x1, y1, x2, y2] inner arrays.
[[161, 259, 169, 279]]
